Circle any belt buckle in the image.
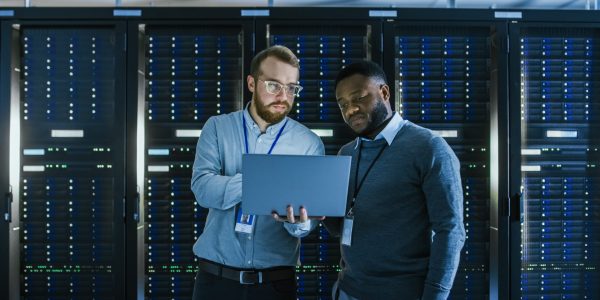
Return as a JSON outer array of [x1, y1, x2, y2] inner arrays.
[[239, 270, 262, 284]]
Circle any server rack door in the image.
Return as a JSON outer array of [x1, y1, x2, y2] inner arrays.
[[511, 23, 600, 300], [139, 24, 247, 300], [12, 23, 127, 299], [256, 20, 377, 299], [0, 21, 9, 300], [385, 22, 499, 299]]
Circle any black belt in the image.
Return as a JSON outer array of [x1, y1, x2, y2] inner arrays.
[[198, 259, 295, 285]]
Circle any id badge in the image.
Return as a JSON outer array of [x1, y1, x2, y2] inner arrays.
[[341, 216, 354, 246], [234, 209, 255, 234]]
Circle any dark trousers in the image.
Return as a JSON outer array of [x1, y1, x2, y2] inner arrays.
[[192, 268, 296, 300]]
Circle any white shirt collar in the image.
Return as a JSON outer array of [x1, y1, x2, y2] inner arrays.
[[356, 112, 405, 148]]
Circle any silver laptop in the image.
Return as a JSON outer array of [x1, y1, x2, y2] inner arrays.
[[242, 154, 351, 217]]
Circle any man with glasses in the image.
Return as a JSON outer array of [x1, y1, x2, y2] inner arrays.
[[191, 45, 325, 300]]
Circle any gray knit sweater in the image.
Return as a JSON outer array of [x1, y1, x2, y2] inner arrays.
[[327, 121, 465, 300]]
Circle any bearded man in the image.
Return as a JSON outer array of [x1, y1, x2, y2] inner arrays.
[[190, 45, 324, 300]]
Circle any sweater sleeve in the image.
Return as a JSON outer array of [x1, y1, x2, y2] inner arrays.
[[421, 136, 466, 300]]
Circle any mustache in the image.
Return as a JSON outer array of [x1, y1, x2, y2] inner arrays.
[[268, 102, 290, 108], [349, 113, 366, 122]]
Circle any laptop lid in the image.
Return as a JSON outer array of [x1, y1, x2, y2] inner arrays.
[[242, 154, 351, 217]]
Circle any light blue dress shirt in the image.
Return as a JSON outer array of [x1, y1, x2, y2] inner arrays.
[[191, 106, 325, 269]]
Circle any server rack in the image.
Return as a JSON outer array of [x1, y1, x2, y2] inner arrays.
[[383, 20, 506, 299], [256, 12, 382, 299], [509, 22, 600, 300], [126, 15, 253, 299], [2, 19, 127, 300]]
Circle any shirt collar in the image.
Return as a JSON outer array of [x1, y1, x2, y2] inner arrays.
[[243, 101, 289, 136], [356, 112, 405, 148]]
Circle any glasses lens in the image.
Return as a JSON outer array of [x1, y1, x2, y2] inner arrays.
[[285, 86, 296, 96], [265, 81, 281, 94]]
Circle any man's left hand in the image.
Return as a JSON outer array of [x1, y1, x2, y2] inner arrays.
[[272, 205, 325, 223]]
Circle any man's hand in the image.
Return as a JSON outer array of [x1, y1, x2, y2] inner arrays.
[[272, 205, 325, 223]]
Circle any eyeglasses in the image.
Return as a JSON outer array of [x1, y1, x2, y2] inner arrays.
[[258, 79, 303, 97]]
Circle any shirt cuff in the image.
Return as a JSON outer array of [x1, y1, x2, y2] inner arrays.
[[283, 220, 312, 237]]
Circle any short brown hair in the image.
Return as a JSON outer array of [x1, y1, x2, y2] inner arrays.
[[250, 45, 300, 79]]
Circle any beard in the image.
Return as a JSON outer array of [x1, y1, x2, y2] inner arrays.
[[352, 98, 389, 137], [253, 94, 291, 124]]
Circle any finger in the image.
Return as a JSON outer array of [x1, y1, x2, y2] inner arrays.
[[299, 206, 308, 223], [287, 205, 295, 223], [272, 212, 285, 222]]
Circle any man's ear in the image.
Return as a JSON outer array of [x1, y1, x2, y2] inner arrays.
[[247, 75, 255, 93], [380, 84, 391, 102]]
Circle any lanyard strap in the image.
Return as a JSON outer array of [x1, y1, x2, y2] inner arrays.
[[349, 140, 387, 214], [243, 114, 288, 155]]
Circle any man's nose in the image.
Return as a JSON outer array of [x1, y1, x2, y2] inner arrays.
[[276, 89, 289, 101], [346, 104, 360, 115]]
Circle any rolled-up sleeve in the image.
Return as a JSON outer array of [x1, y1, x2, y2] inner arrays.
[[283, 220, 316, 238], [191, 117, 242, 210]]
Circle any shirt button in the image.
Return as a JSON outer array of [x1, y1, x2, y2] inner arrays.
[[248, 236, 252, 240], [247, 260, 251, 264], [258, 138, 262, 143]]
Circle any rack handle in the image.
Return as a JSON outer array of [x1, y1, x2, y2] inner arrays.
[[133, 192, 140, 223], [5, 188, 13, 222]]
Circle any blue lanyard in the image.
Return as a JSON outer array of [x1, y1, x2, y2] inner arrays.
[[242, 114, 288, 154]]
